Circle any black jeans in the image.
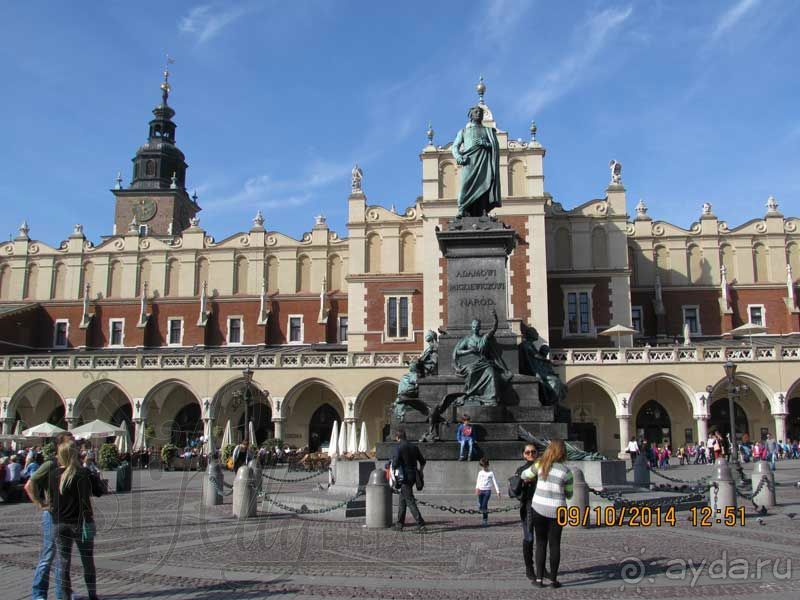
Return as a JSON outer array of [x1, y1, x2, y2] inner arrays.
[[397, 482, 423, 526], [54, 522, 97, 600], [532, 510, 563, 581]]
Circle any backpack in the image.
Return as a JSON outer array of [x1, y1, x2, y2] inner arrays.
[[507, 473, 524, 499]]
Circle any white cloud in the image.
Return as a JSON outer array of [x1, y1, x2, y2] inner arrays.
[[480, 0, 534, 45], [710, 0, 760, 41], [179, 4, 255, 44], [518, 6, 633, 115]]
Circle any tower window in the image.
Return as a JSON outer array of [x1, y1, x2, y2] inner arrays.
[[138, 225, 148, 236], [288, 315, 304, 343], [145, 160, 155, 177]]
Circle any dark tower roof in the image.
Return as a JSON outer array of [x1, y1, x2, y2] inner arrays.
[[129, 66, 188, 191]]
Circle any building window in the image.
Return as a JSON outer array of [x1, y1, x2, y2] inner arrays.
[[562, 285, 594, 337], [53, 320, 69, 348], [338, 316, 348, 342], [682, 306, 701, 335], [386, 296, 411, 340], [631, 306, 643, 335], [167, 318, 183, 346], [227, 317, 243, 345], [288, 315, 303, 343], [138, 224, 148, 236], [748, 304, 765, 327], [109, 319, 125, 347]]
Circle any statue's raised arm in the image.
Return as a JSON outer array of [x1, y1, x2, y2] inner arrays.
[[487, 308, 498, 339]]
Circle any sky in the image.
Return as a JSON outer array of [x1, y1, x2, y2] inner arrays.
[[1, 1, 798, 246]]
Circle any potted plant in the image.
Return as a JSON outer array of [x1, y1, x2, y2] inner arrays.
[[98, 443, 120, 470], [161, 443, 179, 470]]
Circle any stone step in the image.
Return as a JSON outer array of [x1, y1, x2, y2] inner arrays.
[[398, 405, 566, 424], [392, 421, 568, 442], [375, 436, 569, 461]]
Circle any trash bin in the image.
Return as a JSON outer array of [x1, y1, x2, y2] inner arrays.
[[116, 460, 132, 493]]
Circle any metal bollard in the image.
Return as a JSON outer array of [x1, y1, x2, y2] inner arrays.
[[710, 458, 737, 516], [751, 460, 776, 508], [365, 468, 392, 528], [248, 458, 263, 496], [204, 460, 224, 507], [232, 465, 257, 518], [633, 452, 650, 487], [567, 467, 590, 527]]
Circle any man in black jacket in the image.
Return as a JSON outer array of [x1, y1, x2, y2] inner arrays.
[[516, 444, 538, 579], [392, 429, 426, 532]]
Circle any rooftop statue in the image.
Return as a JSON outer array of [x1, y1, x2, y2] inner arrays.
[[451, 105, 501, 217], [519, 325, 567, 406], [453, 309, 512, 405]]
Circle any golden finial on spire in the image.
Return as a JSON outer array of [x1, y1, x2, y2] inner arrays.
[[476, 75, 486, 103], [160, 54, 175, 104]]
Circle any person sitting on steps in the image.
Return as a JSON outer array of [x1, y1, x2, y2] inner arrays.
[[457, 415, 475, 461]]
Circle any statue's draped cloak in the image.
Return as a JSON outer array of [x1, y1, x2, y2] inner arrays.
[[452, 123, 501, 216], [453, 333, 511, 405]]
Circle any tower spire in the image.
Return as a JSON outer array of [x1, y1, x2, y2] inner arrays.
[[160, 54, 174, 105]]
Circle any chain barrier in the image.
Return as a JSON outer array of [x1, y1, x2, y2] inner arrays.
[[647, 466, 711, 486], [260, 467, 332, 484], [733, 475, 774, 510], [261, 489, 364, 515], [208, 476, 234, 497], [414, 498, 518, 515], [587, 485, 708, 509]]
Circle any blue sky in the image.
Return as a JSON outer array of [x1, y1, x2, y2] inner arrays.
[[1, 1, 798, 245]]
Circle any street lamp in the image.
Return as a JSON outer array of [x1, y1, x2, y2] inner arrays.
[[242, 366, 254, 443], [722, 360, 748, 462]]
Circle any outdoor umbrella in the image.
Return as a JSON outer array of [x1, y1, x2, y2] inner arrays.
[[599, 324, 638, 347], [357, 422, 368, 453], [347, 421, 357, 454], [337, 420, 348, 456], [9, 420, 24, 451], [248, 420, 257, 446], [133, 421, 147, 452], [220, 420, 232, 449], [203, 420, 215, 456], [115, 421, 131, 455], [327, 420, 339, 458], [22, 422, 66, 438], [70, 419, 124, 440], [727, 323, 768, 349]]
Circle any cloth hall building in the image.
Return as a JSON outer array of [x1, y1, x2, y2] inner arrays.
[[1, 76, 799, 459]]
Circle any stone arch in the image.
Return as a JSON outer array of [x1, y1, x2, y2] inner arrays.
[[8, 379, 66, 428], [508, 159, 525, 197], [0, 264, 11, 299], [591, 226, 608, 269], [328, 254, 343, 292], [74, 379, 133, 430], [687, 244, 703, 284], [439, 162, 457, 199], [142, 379, 204, 447], [82, 261, 94, 295], [137, 258, 151, 296], [195, 256, 209, 295], [753, 243, 769, 283], [266, 256, 279, 293], [654, 245, 670, 285], [788, 242, 800, 281], [165, 258, 180, 297], [297, 254, 311, 293], [355, 377, 398, 449], [366, 233, 382, 273], [235, 255, 249, 295], [629, 375, 696, 447], [24, 262, 39, 300], [720, 244, 736, 281], [400, 231, 416, 273], [107, 260, 122, 298], [565, 375, 618, 456], [53, 261, 68, 299], [212, 376, 272, 445], [554, 227, 572, 270], [283, 378, 345, 448]]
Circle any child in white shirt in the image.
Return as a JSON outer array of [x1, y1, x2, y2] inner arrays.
[[475, 457, 501, 526]]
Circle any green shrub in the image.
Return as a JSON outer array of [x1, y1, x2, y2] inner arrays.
[[41, 441, 55, 461], [98, 443, 120, 470], [261, 438, 283, 449], [161, 443, 179, 464]]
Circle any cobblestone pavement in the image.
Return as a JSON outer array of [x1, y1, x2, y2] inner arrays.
[[1, 461, 799, 599]]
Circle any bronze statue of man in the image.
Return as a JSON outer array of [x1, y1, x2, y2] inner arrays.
[[451, 105, 501, 217]]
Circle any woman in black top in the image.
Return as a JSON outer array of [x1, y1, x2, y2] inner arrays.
[[515, 444, 538, 579], [48, 443, 97, 600]]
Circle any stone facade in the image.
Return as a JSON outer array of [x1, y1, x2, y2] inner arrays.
[[0, 87, 799, 458]]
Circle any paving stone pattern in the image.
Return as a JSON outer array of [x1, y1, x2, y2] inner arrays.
[[1, 462, 799, 599]]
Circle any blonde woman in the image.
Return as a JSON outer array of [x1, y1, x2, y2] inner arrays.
[[47, 443, 98, 600], [521, 438, 573, 588]]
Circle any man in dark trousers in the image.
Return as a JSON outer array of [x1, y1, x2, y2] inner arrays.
[[515, 444, 539, 580], [392, 429, 426, 532]]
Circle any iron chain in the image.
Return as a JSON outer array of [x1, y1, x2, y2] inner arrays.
[[262, 489, 364, 515], [260, 467, 332, 484]]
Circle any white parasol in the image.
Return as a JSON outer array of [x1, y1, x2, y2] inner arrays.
[[22, 422, 66, 438], [70, 419, 124, 440], [115, 421, 131, 454], [337, 420, 348, 456], [327, 420, 339, 458], [347, 421, 357, 454], [357, 421, 368, 453], [220, 419, 232, 449], [599, 324, 638, 347], [248, 421, 257, 446], [133, 421, 147, 452]]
